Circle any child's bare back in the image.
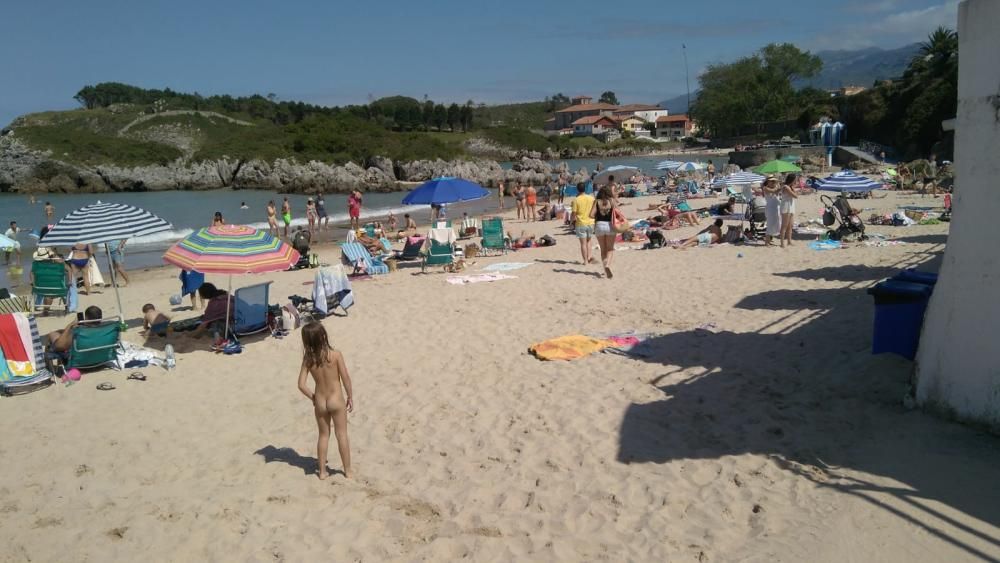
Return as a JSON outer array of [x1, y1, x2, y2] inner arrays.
[[298, 323, 353, 480]]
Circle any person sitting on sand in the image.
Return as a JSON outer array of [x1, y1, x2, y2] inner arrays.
[[714, 197, 736, 216], [189, 283, 233, 340], [142, 303, 172, 338], [47, 305, 102, 354], [297, 321, 354, 480], [675, 219, 724, 249], [511, 231, 536, 248], [397, 213, 418, 239], [536, 201, 552, 221]]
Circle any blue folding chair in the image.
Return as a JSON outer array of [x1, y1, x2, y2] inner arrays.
[[233, 282, 272, 336]]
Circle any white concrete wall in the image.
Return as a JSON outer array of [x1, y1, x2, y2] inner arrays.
[[915, 0, 1000, 431]]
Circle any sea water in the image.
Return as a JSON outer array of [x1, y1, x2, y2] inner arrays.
[[0, 153, 728, 290]]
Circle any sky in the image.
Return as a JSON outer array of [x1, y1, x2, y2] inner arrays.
[[1, 0, 959, 127]]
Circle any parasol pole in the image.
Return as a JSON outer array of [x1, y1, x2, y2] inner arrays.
[[224, 274, 233, 343], [103, 242, 124, 320]]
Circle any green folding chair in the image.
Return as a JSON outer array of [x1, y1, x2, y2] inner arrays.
[[480, 217, 507, 256], [68, 319, 122, 370], [31, 260, 69, 313], [421, 239, 455, 273]]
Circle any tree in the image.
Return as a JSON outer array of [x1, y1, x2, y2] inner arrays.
[[551, 93, 570, 104], [422, 100, 435, 131], [432, 104, 447, 130], [599, 91, 619, 105], [446, 103, 460, 131], [689, 43, 822, 138], [460, 101, 474, 132]]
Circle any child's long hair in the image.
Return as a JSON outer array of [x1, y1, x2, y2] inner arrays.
[[301, 322, 332, 368]]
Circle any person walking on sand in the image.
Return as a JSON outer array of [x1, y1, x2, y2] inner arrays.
[[497, 181, 505, 210], [297, 322, 354, 480], [109, 239, 129, 287], [281, 197, 292, 238], [513, 183, 526, 220], [779, 173, 798, 248], [306, 198, 317, 235], [525, 184, 538, 222], [266, 200, 279, 236], [348, 189, 363, 231], [589, 186, 618, 279], [571, 182, 595, 266], [316, 193, 329, 231], [762, 175, 781, 247]]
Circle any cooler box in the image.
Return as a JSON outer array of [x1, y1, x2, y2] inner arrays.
[[892, 269, 938, 287], [867, 280, 933, 360]]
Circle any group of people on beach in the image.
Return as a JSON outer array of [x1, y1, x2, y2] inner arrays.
[[259, 189, 364, 240]]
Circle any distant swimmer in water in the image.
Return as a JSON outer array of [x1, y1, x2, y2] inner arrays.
[[212, 211, 225, 227], [44, 201, 55, 221], [240, 201, 249, 210]]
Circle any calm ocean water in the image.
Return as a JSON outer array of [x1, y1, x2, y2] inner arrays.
[[0, 153, 727, 291]]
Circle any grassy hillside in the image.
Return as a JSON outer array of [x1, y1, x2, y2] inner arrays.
[[472, 101, 555, 130]]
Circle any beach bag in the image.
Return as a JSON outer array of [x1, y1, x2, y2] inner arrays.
[[539, 235, 556, 247], [281, 303, 301, 330], [612, 207, 631, 234], [822, 209, 836, 226]]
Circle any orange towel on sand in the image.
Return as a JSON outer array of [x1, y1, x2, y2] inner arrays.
[[529, 335, 614, 361]]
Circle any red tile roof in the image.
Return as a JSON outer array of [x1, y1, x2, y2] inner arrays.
[[572, 115, 616, 126], [656, 114, 691, 123], [616, 104, 663, 112], [555, 102, 619, 113]]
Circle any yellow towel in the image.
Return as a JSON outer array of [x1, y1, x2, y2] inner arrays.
[[529, 335, 614, 361]]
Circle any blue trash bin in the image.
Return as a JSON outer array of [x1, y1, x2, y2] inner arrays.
[[892, 269, 938, 287], [867, 280, 933, 360]]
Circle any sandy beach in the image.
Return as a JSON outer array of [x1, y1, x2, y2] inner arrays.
[[1, 190, 998, 562]]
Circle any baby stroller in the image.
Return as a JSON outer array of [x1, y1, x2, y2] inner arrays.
[[744, 195, 768, 240], [821, 194, 867, 241]]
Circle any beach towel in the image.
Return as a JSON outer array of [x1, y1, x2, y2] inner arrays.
[[445, 273, 516, 285], [428, 227, 457, 246], [312, 265, 354, 315], [809, 240, 843, 251], [85, 256, 105, 287], [529, 335, 614, 361], [481, 262, 533, 272], [0, 314, 29, 363]]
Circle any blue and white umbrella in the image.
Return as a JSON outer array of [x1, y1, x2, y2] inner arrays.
[[655, 160, 684, 171], [38, 201, 171, 247], [0, 233, 16, 250], [38, 201, 172, 318], [713, 171, 766, 187], [593, 165, 640, 185], [815, 171, 883, 193]]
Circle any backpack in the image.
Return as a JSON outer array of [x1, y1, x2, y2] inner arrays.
[[540, 235, 556, 247]]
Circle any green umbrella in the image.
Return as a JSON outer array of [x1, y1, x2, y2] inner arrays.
[[753, 160, 802, 174]]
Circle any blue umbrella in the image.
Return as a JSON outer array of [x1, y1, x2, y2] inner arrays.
[[815, 171, 882, 193], [402, 177, 490, 205]]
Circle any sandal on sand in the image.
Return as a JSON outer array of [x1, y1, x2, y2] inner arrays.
[[605, 267, 614, 279], [96, 382, 115, 391], [127, 372, 147, 381]]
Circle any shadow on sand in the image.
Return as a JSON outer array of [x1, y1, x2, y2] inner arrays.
[[617, 252, 1000, 559]]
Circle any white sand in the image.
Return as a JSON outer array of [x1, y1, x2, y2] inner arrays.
[[2, 191, 998, 562]]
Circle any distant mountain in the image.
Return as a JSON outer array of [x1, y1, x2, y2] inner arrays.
[[799, 43, 920, 90], [658, 92, 696, 115], [659, 44, 921, 112]]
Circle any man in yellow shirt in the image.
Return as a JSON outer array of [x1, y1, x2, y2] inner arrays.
[[570, 183, 596, 265]]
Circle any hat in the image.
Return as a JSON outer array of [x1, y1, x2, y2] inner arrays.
[[765, 174, 777, 182], [32, 247, 51, 260]]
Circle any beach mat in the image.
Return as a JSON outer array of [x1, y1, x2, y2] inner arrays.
[[529, 335, 613, 361], [446, 273, 516, 285]]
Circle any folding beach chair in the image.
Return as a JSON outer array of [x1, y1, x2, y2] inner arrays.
[[312, 265, 354, 317], [480, 217, 508, 256], [0, 313, 55, 396], [422, 227, 456, 273], [67, 318, 122, 371], [394, 236, 425, 261], [233, 282, 273, 337], [341, 242, 389, 275], [31, 260, 69, 314]]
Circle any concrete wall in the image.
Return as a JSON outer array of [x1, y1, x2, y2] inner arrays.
[[915, 0, 1000, 432]]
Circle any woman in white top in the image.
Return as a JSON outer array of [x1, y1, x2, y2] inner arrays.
[[762, 175, 781, 247], [779, 173, 799, 248]]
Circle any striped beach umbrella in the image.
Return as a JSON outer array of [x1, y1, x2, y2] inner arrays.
[[163, 224, 300, 274], [164, 225, 300, 342], [38, 201, 172, 318], [713, 171, 766, 187], [655, 160, 684, 170], [37, 201, 171, 247], [815, 171, 883, 193]]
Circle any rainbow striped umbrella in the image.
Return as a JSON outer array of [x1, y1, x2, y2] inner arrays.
[[163, 224, 300, 274], [163, 225, 299, 343]]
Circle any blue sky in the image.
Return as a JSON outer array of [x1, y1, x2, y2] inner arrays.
[[2, 0, 958, 126]]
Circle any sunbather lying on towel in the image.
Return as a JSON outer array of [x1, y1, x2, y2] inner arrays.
[[356, 234, 386, 256], [674, 219, 724, 249]]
